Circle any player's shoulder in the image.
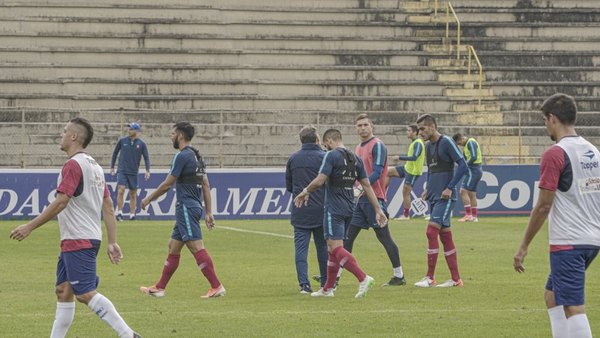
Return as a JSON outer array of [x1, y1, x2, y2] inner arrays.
[[542, 144, 566, 161]]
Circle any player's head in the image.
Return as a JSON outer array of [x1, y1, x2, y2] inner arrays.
[[355, 113, 373, 140], [407, 124, 419, 140], [322, 128, 342, 150], [416, 114, 437, 141], [61, 117, 93, 152], [540, 93, 577, 141], [452, 133, 467, 146], [299, 126, 319, 145], [172, 122, 195, 149], [126, 122, 141, 137]]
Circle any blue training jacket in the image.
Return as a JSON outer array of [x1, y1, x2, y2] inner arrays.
[[285, 143, 326, 229], [110, 137, 151, 175]]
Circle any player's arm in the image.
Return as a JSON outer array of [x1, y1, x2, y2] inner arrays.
[[110, 140, 122, 175], [513, 188, 554, 273], [399, 141, 422, 161], [141, 174, 177, 209], [514, 146, 562, 273], [201, 175, 215, 229], [467, 140, 478, 165], [294, 173, 327, 207], [142, 142, 151, 180], [9, 193, 70, 241], [285, 158, 293, 193], [101, 190, 122, 264], [441, 138, 467, 199], [368, 141, 386, 184]]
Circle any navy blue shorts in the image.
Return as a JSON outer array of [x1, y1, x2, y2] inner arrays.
[[350, 198, 389, 229], [545, 248, 599, 306], [323, 208, 351, 240], [461, 166, 483, 192], [117, 172, 138, 190], [395, 165, 420, 187], [56, 243, 100, 296], [171, 203, 204, 242], [429, 199, 455, 228]]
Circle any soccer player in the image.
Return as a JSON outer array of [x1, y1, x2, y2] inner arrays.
[[514, 93, 600, 338], [345, 113, 406, 286], [387, 124, 425, 220], [140, 122, 225, 299], [110, 122, 151, 221], [452, 133, 483, 222], [286, 126, 328, 294], [294, 128, 387, 298], [414, 114, 467, 288], [10, 117, 141, 338]]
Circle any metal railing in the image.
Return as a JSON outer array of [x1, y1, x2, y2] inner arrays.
[[445, 2, 461, 59], [467, 45, 484, 105]]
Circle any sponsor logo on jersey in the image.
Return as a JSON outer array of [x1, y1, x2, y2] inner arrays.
[[580, 150, 599, 170]]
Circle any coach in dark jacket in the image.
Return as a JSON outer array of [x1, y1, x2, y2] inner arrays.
[[285, 126, 328, 294]]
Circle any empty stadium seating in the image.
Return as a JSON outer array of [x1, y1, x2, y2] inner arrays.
[[0, 0, 598, 168]]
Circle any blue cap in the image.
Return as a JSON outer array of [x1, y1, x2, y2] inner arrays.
[[127, 123, 141, 131]]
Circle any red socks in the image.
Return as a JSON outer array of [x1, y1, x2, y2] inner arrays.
[[156, 254, 180, 289], [403, 207, 410, 217], [194, 249, 221, 288], [331, 246, 366, 282], [472, 207, 478, 218], [440, 230, 460, 281], [426, 225, 440, 279], [464, 205, 472, 217], [324, 257, 340, 291]]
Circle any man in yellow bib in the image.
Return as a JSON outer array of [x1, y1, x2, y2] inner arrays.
[[387, 125, 425, 220], [452, 133, 483, 222]]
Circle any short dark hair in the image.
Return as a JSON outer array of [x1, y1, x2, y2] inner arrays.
[[408, 124, 418, 133], [323, 128, 342, 142], [70, 117, 93, 148], [174, 122, 195, 141], [299, 126, 318, 144], [355, 113, 370, 123], [452, 133, 464, 143], [540, 93, 577, 125], [416, 114, 437, 128]]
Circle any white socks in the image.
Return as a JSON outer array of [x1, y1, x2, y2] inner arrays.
[[393, 266, 404, 279], [50, 302, 75, 338], [567, 313, 592, 338], [548, 306, 593, 338], [547, 306, 568, 338], [88, 293, 134, 338]]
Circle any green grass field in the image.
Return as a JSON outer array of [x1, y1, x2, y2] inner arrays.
[[1, 217, 599, 337]]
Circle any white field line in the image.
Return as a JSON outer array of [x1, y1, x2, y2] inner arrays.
[[218, 225, 293, 239], [0, 308, 548, 318]]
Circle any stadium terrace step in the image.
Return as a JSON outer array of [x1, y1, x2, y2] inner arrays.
[[0, 64, 441, 82]]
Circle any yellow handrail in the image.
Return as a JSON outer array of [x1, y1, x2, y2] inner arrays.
[[445, 2, 460, 59], [434, 0, 438, 17], [467, 45, 483, 105]]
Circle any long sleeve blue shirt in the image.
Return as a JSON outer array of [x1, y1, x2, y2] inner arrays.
[[110, 137, 151, 175]]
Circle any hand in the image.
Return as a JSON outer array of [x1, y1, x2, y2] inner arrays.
[[205, 213, 215, 230], [441, 188, 452, 200], [294, 190, 310, 208], [141, 197, 150, 210], [110, 168, 115, 176], [9, 224, 33, 241], [107, 243, 123, 264], [513, 246, 527, 273], [375, 210, 388, 228], [145, 171, 150, 181]]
